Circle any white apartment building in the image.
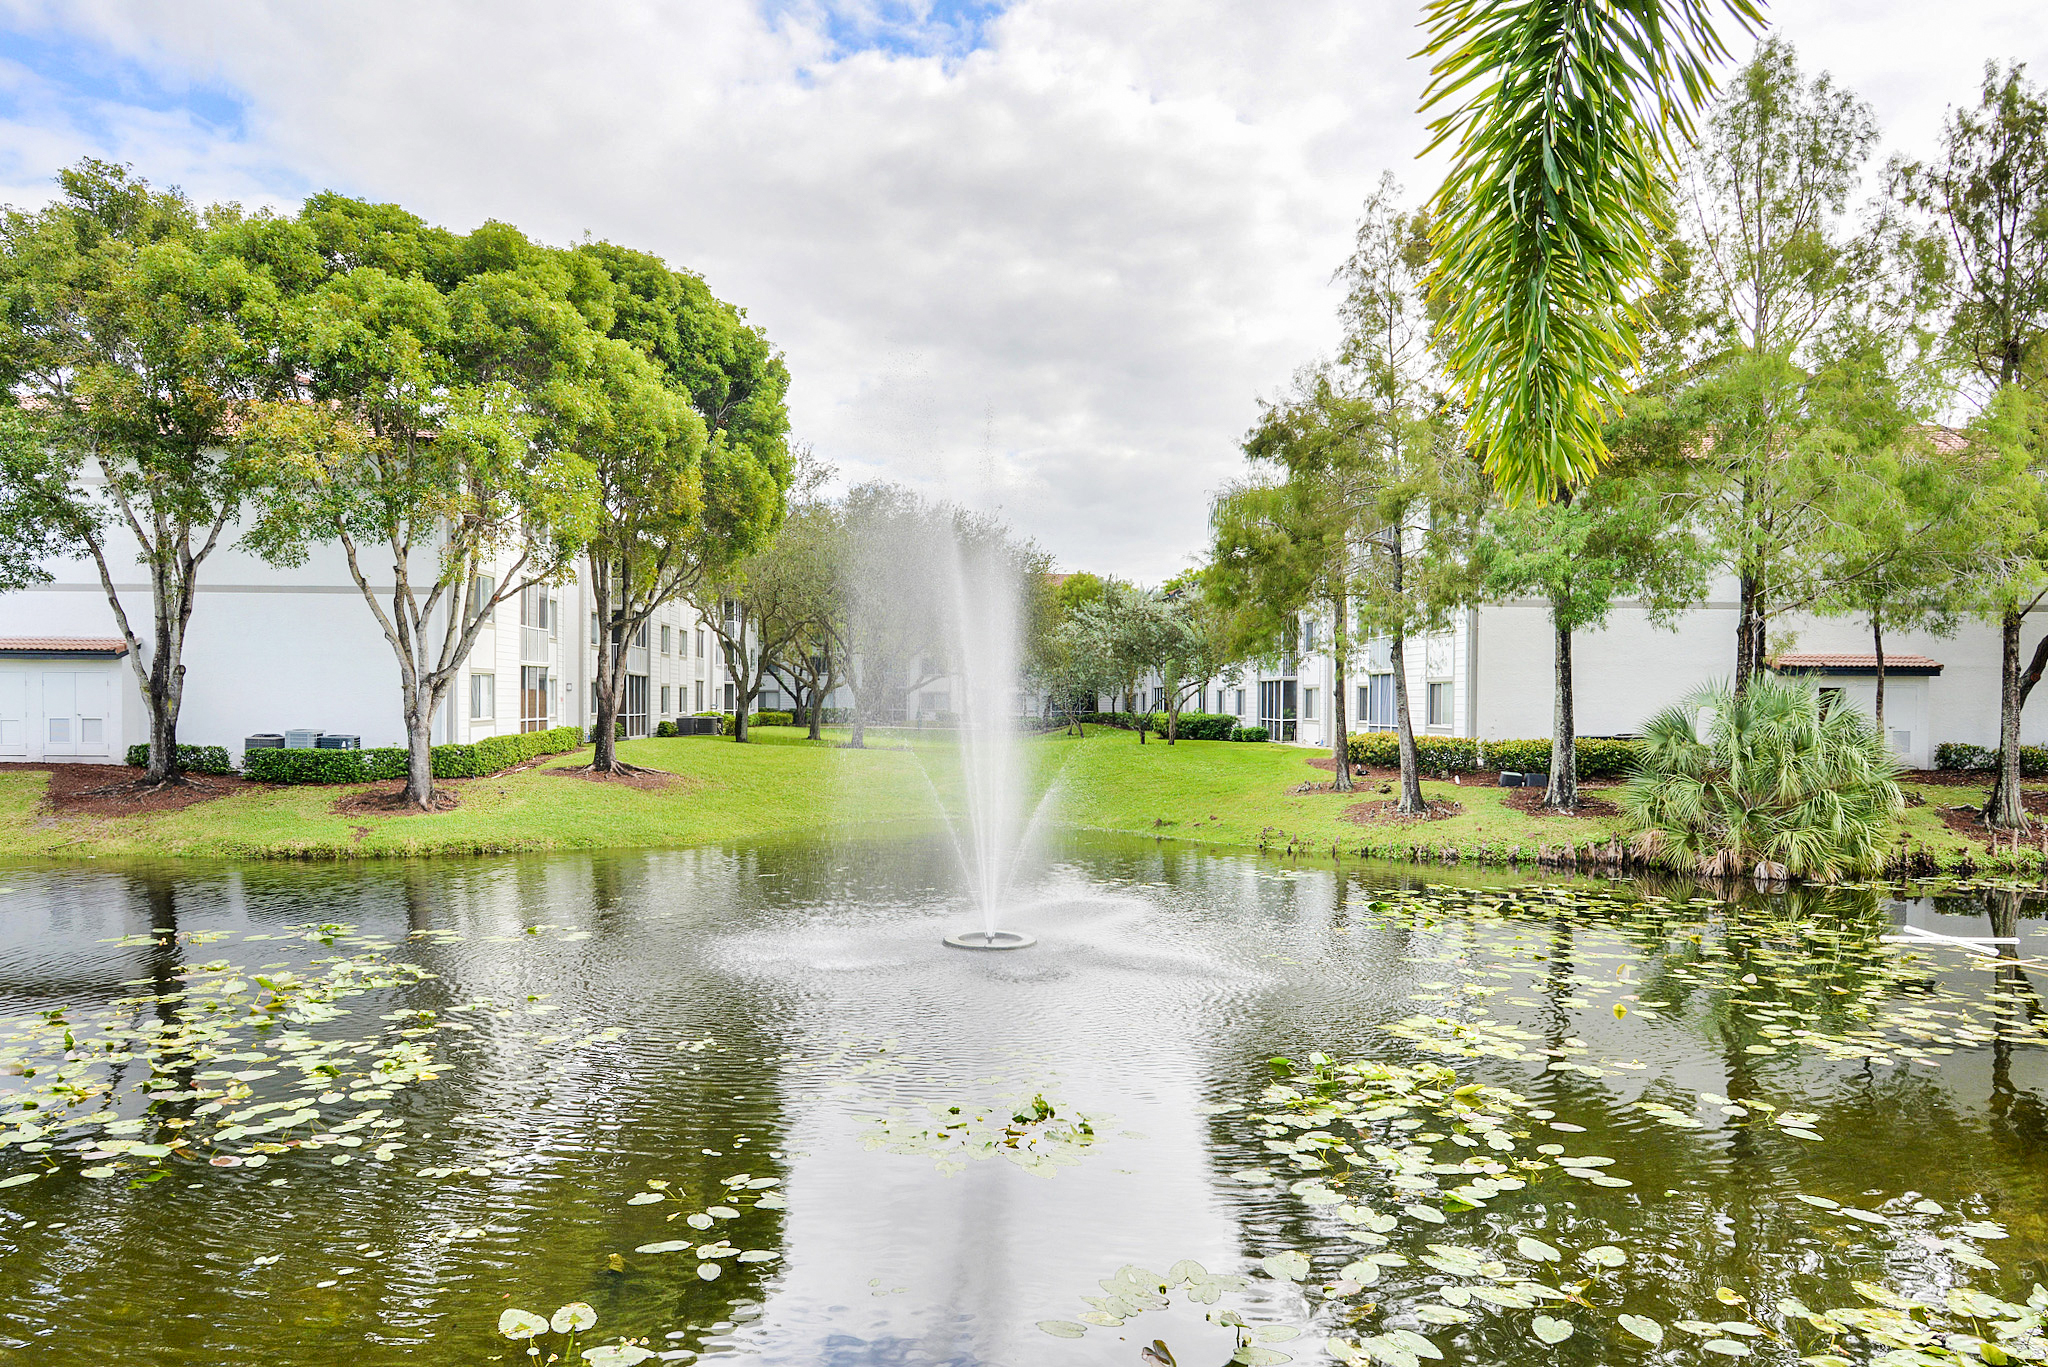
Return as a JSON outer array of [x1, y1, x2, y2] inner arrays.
[[1162, 590, 2048, 769], [0, 519, 738, 765]]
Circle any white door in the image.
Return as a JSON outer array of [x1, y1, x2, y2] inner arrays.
[[39, 671, 110, 758], [0, 671, 25, 758], [42, 671, 77, 756]]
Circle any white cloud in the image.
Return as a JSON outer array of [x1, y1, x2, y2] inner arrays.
[[1, 0, 2041, 578]]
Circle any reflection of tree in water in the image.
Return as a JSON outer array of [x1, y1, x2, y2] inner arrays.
[[1986, 890, 2048, 1149]]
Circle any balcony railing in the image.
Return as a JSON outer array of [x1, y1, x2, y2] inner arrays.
[[520, 626, 550, 664]]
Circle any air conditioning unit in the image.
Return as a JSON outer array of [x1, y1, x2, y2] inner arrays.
[[284, 729, 323, 749], [314, 734, 360, 750], [244, 733, 285, 751]]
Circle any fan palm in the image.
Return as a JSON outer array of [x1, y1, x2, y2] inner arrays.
[[1620, 675, 1903, 880]]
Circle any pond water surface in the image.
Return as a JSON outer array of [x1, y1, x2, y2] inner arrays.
[[0, 834, 2044, 1367]]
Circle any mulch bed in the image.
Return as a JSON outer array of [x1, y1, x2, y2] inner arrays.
[[1503, 786, 1622, 819], [1342, 797, 1465, 826], [330, 784, 462, 816], [4, 763, 253, 817], [1930, 788, 2048, 841], [544, 765, 683, 792]]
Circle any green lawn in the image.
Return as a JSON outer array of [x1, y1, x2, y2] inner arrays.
[[0, 726, 2033, 873]]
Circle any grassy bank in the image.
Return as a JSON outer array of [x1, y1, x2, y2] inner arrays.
[[0, 726, 2037, 874]]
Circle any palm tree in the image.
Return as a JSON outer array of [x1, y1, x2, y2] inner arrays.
[[1420, 0, 1765, 501], [1620, 674, 1903, 880]]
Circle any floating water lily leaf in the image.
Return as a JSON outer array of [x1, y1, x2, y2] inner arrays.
[[498, 1309, 548, 1340], [550, 1303, 597, 1333], [625, 1193, 664, 1206], [1531, 1316, 1573, 1345], [580, 1347, 654, 1367], [1580, 1246, 1626, 1268], [0, 1172, 40, 1188], [696, 1262, 720, 1281], [686, 1213, 714, 1230], [1261, 1251, 1311, 1282], [1516, 1237, 1560, 1262], [1232, 1349, 1291, 1366], [632, 1241, 691, 1254], [1618, 1315, 1664, 1344], [1703, 1340, 1751, 1357], [1037, 1321, 1089, 1338]]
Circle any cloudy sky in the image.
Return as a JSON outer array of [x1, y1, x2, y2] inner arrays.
[[1, 0, 2040, 579]]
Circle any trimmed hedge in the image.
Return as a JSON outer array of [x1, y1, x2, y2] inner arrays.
[[1146, 711, 1239, 741], [1935, 742, 2048, 776], [1344, 733, 1643, 779], [243, 726, 583, 785], [1233, 725, 1269, 743], [123, 743, 233, 775]]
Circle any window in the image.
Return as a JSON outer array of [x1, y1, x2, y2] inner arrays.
[[1234, 688, 1245, 715], [661, 685, 671, 715], [466, 574, 497, 620], [1302, 687, 1318, 721], [1360, 676, 1396, 731], [624, 674, 650, 736], [1151, 686, 1164, 710], [470, 672, 495, 720], [760, 689, 782, 711], [1303, 618, 1319, 651], [660, 624, 671, 655], [590, 612, 600, 646], [520, 667, 552, 732], [695, 680, 704, 712], [635, 620, 650, 649], [723, 682, 735, 712], [1426, 680, 1453, 729], [519, 584, 550, 630], [696, 628, 704, 658], [920, 690, 950, 718]]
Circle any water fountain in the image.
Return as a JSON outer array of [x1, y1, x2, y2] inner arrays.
[[937, 529, 1037, 950]]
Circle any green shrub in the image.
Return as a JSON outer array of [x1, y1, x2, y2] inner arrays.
[[1473, 736, 1642, 779], [751, 710, 794, 728], [1231, 725, 1269, 742], [1935, 742, 2048, 775], [1620, 675, 1902, 880], [124, 743, 234, 775], [1147, 711, 1238, 740], [1345, 733, 1479, 773], [655, 720, 679, 738], [244, 727, 582, 785]]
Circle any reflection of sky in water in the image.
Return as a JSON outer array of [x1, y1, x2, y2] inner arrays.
[[0, 840, 2042, 1364]]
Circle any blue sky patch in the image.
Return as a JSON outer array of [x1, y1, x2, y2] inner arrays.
[[766, 0, 1009, 62]]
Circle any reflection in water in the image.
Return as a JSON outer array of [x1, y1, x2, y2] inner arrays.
[[0, 838, 2041, 1365]]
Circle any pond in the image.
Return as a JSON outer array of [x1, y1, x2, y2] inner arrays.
[[0, 835, 2044, 1366]]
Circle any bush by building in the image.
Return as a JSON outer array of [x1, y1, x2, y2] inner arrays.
[[1344, 733, 1641, 778], [1935, 742, 2048, 775], [243, 726, 583, 785], [123, 743, 234, 775]]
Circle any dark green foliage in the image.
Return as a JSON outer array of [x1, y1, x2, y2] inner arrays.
[[1231, 725, 1269, 743], [1347, 733, 1478, 773], [654, 720, 679, 738], [243, 727, 581, 785], [1478, 736, 1643, 779], [750, 711, 795, 728], [1936, 742, 2048, 776], [123, 744, 233, 775], [1146, 712, 1239, 741]]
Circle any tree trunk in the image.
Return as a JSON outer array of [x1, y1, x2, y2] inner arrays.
[[1872, 609, 1885, 741], [1330, 588, 1353, 794], [590, 564, 621, 773], [1390, 631, 1424, 815], [403, 684, 436, 808], [1546, 605, 1577, 810], [1165, 675, 1181, 744], [1734, 569, 1763, 696], [1988, 610, 2028, 829], [808, 689, 825, 740], [142, 553, 191, 784]]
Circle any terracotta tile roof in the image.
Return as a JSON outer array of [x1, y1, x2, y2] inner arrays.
[[1770, 652, 1943, 675], [0, 637, 130, 656]]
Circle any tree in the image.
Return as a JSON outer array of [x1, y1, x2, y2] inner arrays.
[[1895, 63, 2048, 826], [708, 471, 838, 745], [1676, 39, 1926, 691], [1473, 464, 1708, 808], [1419, 0, 1762, 500], [0, 161, 298, 784], [837, 483, 949, 747], [1152, 573, 1236, 744], [242, 219, 597, 808], [574, 241, 791, 764]]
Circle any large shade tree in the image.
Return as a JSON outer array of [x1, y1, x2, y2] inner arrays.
[[0, 161, 301, 784]]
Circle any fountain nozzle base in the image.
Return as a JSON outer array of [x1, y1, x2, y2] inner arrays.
[[943, 929, 1036, 950]]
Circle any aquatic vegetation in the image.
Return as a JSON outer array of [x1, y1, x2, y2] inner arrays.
[[863, 1090, 1100, 1176], [498, 1301, 653, 1364]]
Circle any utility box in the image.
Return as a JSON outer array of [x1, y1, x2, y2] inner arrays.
[[314, 734, 360, 750], [284, 729, 322, 749]]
